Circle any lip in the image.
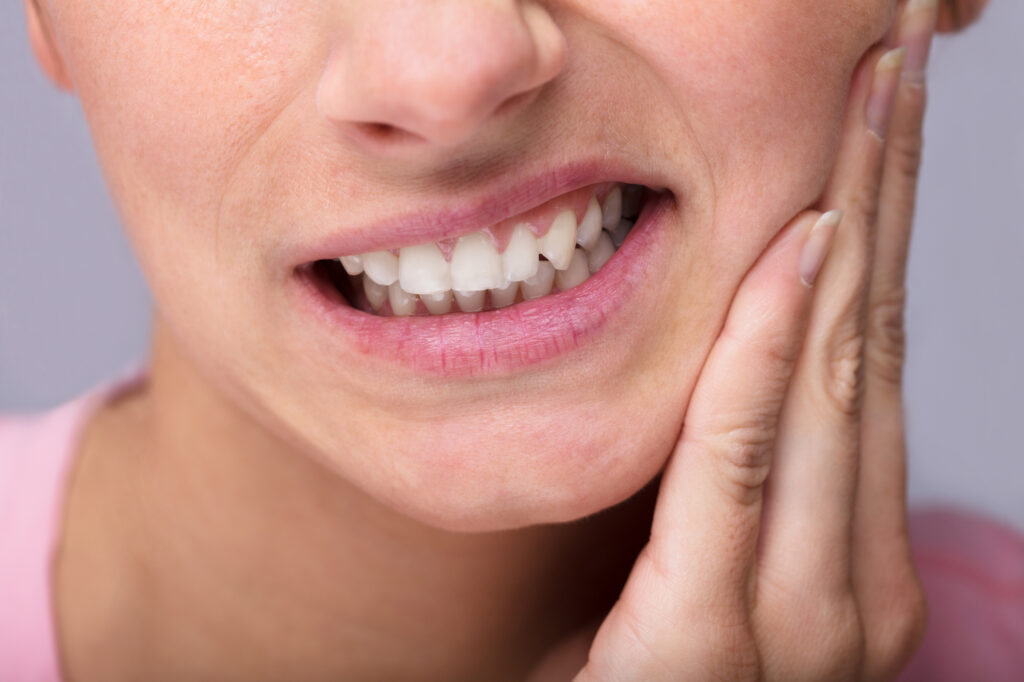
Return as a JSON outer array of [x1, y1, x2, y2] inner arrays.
[[286, 158, 671, 262], [292, 190, 675, 376]]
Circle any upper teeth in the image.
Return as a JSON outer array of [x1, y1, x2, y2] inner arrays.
[[337, 183, 643, 315]]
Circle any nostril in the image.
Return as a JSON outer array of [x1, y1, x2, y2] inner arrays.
[[350, 122, 425, 148]]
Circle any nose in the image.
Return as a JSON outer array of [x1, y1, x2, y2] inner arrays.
[[317, 0, 566, 152]]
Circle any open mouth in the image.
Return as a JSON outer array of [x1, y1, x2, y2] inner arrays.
[[309, 182, 657, 316]]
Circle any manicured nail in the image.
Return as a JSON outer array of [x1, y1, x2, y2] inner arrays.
[[799, 210, 844, 288], [898, 0, 939, 84], [866, 47, 906, 140]]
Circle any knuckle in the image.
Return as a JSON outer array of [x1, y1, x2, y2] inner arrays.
[[865, 289, 908, 387], [820, 332, 867, 419], [887, 124, 925, 182], [864, 579, 929, 679], [761, 595, 866, 680], [698, 423, 778, 505]]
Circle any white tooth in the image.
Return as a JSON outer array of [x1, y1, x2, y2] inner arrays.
[[555, 249, 590, 291], [601, 186, 622, 230], [489, 281, 518, 309], [537, 210, 577, 270], [421, 290, 453, 315], [622, 185, 643, 219], [502, 224, 540, 282], [454, 289, 485, 313], [610, 219, 633, 248], [398, 242, 451, 295], [576, 196, 603, 251], [520, 261, 556, 300], [363, 275, 388, 311], [450, 232, 505, 292], [587, 231, 615, 274], [388, 282, 417, 316], [339, 255, 364, 275], [362, 250, 399, 286]]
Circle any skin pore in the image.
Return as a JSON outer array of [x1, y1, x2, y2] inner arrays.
[[21, 0, 921, 679]]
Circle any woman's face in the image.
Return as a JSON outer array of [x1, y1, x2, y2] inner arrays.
[[34, 0, 892, 530]]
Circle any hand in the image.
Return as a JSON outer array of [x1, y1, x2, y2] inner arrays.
[[529, 1, 946, 680]]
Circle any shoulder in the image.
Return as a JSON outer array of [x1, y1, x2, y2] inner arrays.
[[900, 507, 1024, 681]]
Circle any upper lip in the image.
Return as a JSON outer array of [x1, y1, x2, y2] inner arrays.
[[289, 157, 671, 266]]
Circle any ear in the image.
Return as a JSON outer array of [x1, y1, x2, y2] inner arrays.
[[935, 0, 989, 33], [25, 0, 74, 91]]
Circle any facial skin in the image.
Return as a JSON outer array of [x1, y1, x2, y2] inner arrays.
[[29, 0, 894, 533], [26, 1, 918, 679]]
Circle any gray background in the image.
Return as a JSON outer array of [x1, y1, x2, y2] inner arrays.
[[2, 4, 1022, 528]]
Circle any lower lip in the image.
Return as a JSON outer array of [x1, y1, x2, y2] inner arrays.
[[292, 194, 674, 376]]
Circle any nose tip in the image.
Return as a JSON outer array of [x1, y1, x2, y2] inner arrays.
[[317, 1, 566, 152]]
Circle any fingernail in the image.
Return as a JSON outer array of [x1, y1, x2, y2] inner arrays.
[[898, 0, 939, 84], [866, 47, 906, 140], [799, 210, 844, 288]]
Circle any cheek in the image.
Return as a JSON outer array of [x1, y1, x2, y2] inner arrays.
[[55, 1, 316, 251], [592, 0, 886, 256]]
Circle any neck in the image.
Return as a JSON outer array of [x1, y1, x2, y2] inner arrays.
[[57, 318, 656, 682]]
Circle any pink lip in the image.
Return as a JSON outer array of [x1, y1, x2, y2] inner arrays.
[[286, 158, 670, 262], [292, 192, 674, 376]]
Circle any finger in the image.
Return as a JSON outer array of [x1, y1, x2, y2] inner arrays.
[[854, 2, 939, 677], [758, 46, 903, 600], [936, 0, 989, 33], [578, 210, 838, 681]]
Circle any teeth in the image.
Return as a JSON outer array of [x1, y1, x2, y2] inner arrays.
[[537, 210, 577, 270], [339, 255, 364, 275], [450, 233, 505, 292], [421, 289, 453, 315], [555, 249, 590, 291], [601, 186, 622, 230], [587, 231, 615, 274], [363, 250, 399, 286], [388, 282, 417, 316], [454, 289, 485, 313], [363, 275, 388, 311], [398, 242, 451, 295], [502, 224, 540, 282], [489, 281, 518, 309], [521, 261, 556, 300], [610, 219, 633, 249], [338, 183, 648, 316], [576, 196, 603, 251]]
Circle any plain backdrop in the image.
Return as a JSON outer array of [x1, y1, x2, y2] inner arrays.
[[2, 4, 1022, 529]]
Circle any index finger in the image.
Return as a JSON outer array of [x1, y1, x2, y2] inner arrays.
[[580, 210, 841, 680]]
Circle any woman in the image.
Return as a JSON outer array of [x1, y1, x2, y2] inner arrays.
[[2, 0, 1017, 680]]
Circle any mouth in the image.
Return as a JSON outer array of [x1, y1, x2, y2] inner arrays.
[[312, 182, 654, 316], [292, 166, 676, 375]]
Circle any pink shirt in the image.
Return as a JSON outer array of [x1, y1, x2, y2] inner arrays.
[[1, 372, 1023, 681]]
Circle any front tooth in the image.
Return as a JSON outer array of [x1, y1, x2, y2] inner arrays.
[[576, 196, 603, 251], [363, 275, 388, 311], [601, 186, 622, 230], [521, 261, 556, 300], [537, 210, 577, 270], [489, 281, 518, 309], [398, 242, 451, 295], [388, 282, 417, 316], [450, 233, 505, 292], [454, 289, 485, 313], [502, 224, 540, 282], [587, 232, 615, 274], [362, 250, 399, 286], [610, 219, 633, 248], [421, 290, 453, 315], [339, 255, 364, 275], [555, 249, 590, 291]]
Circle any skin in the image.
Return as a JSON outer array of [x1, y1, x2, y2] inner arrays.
[[23, 0, 986, 679]]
